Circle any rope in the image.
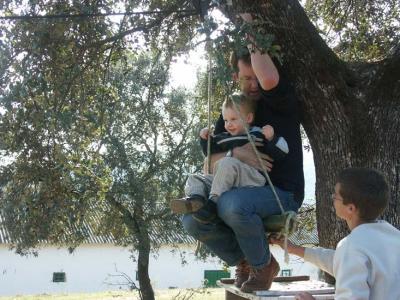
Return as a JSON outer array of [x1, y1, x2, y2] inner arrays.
[[197, 25, 213, 254], [283, 211, 296, 263], [230, 95, 285, 214], [230, 95, 294, 264], [206, 38, 213, 175], [198, 11, 294, 264]]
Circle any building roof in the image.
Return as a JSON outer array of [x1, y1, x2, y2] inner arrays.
[[0, 212, 317, 246], [289, 227, 319, 246], [0, 211, 194, 245]]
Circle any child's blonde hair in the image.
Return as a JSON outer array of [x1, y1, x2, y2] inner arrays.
[[222, 93, 256, 117]]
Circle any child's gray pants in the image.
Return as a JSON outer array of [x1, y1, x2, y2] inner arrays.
[[185, 157, 266, 200]]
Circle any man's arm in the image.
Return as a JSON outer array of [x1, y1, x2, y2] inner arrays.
[[204, 144, 272, 174], [240, 13, 279, 91], [232, 142, 273, 171]]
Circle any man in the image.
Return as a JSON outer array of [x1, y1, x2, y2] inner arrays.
[[182, 14, 304, 292]]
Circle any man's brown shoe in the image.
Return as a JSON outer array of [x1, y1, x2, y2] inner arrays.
[[240, 255, 280, 293], [234, 259, 250, 288], [219, 259, 250, 287]]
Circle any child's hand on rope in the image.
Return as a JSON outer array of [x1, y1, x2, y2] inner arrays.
[[199, 127, 210, 140]]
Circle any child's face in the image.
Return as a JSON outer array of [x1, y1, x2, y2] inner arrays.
[[222, 107, 253, 136], [332, 183, 352, 220]]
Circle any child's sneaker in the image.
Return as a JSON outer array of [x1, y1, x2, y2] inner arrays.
[[192, 199, 217, 223], [169, 195, 205, 214]]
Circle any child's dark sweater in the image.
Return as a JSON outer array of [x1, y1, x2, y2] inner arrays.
[[200, 126, 289, 161]]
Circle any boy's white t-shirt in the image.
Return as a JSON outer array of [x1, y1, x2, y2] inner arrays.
[[304, 220, 400, 300]]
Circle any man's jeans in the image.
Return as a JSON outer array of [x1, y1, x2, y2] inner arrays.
[[182, 185, 299, 268]]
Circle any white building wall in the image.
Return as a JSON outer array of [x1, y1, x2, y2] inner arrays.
[[0, 244, 223, 296], [0, 244, 319, 296], [271, 246, 320, 279]]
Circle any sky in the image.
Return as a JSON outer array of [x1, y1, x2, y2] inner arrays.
[[169, 49, 206, 89]]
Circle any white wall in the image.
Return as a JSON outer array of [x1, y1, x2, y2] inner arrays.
[[0, 244, 223, 296], [0, 243, 319, 296], [271, 246, 320, 279]]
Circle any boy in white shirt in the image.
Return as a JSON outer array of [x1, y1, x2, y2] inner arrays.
[[272, 167, 400, 300]]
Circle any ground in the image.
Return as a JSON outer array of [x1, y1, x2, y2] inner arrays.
[[0, 289, 225, 300]]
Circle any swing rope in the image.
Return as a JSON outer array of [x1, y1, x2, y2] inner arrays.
[[230, 96, 284, 213], [230, 96, 294, 263], [206, 37, 213, 175]]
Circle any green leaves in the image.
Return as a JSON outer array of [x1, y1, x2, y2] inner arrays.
[[304, 0, 400, 61], [0, 0, 203, 255]]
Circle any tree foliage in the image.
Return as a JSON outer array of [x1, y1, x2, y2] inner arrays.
[[0, 3, 208, 299], [305, 0, 399, 61], [0, 2, 117, 252], [0, 0, 203, 249], [99, 51, 202, 250], [1, 0, 399, 296]]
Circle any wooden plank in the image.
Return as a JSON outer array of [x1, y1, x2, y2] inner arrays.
[[273, 276, 310, 282], [218, 279, 335, 300], [226, 290, 249, 300], [220, 275, 310, 285], [254, 280, 334, 297]]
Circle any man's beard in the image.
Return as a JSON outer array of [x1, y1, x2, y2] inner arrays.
[[244, 90, 261, 101]]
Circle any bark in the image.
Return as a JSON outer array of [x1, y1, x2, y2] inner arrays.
[[108, 195, 154, 300], [223, 0, 400, 249], [137, 229, 154, 300]]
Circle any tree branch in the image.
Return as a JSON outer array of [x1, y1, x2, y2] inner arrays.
[[372, 44, 400, 104]]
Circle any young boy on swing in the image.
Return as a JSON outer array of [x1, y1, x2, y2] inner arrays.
[[271, 167, 400, 300], [170, 93, 289, 223]]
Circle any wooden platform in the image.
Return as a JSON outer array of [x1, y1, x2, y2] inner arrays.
[[217, 278, 335, 300]]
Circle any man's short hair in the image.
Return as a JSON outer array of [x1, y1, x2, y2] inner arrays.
[[337, 168, 389, 221], [230, 48, 251, 73], [222, 93, 256, 116]]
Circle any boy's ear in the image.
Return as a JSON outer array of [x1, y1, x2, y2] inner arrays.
[[347, 203, 357, 214]]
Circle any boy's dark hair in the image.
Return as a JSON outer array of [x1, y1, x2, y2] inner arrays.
[[337, 168, 389, 221], [230, 48, 251, 73], [223, 93, 256, 116]]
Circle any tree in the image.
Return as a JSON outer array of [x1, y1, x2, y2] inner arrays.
[[195, 0, 399, 255], [99, 51, 203, 299], [0, 3, 203, 299], [219, 0, 400, 252], [1, 0, 399, 294]]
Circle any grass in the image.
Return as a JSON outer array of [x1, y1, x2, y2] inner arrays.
[[0, 288, 225, 300]]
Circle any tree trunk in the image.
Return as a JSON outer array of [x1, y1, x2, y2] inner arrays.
[[135, 200, 155, 300], [107, 195, 155, 300], [137, 231, 154, 300], [223, 0, 400, 249]]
